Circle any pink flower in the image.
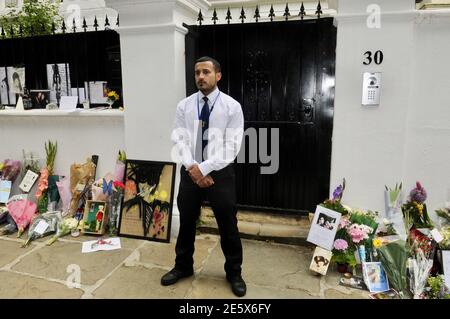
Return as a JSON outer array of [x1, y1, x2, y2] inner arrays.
[[339, 217, 351, 230], [333, 239, 348, 251]]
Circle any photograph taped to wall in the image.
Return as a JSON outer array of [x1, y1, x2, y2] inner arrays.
[[307, 205, 341, 251], [0, 67, 10, 105], [47, 63, 71, 103], [118, 160, 176, 243]]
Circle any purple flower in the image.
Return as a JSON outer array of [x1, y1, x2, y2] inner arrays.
[[410, 181, 427, 203], [333, 239, 348, 251], [333, 185, 343, 201]]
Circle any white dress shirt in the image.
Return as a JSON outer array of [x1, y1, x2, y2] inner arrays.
[[172, 86, 244, 177]]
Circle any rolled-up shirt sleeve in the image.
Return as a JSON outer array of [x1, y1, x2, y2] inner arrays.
[[198, 103, 244, 177], [171, 100, 197, 169]]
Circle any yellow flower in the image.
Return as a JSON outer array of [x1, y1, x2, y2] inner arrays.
[[416, 203, 424, 215], [373, 238, 382, 249], [0, 163, 4, 170]]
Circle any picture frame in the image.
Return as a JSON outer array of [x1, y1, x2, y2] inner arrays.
[[362, 262, 390, 293], [82, 200, 108, 235], [309, 246, 332, 275], [117, 159, 176, 243], [29, 90, 50, 109]]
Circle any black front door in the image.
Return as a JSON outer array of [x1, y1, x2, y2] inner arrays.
[[185, 18, 336, 215]]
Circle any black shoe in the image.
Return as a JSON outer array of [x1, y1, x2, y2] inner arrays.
[[227, 275, 247, 297], [161, 268, 194, 286]]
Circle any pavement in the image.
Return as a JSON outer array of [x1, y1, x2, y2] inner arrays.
[[0, 232, 370, 299]]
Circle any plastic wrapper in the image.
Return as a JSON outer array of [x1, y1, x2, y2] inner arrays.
[[91, 174, 114, 202], [0, 212, 17, 235], [377, 240, 409, 298], [7, 199, 37, 237], [46, 217, 79, 246], [22, 211, 62, 247], [47, 175, 61, 208], [56, 176, 72, 215], [68, 160, 96, 215]]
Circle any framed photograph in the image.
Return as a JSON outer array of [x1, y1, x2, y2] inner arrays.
[[8, 66, 25, 95], [309, 246, 332, 275], [82, 200, 108, 235], [118, 159, 176, 243], [362, 262, 390, 293], [306, 205, 341, 250], [29, 90, 50, 109]]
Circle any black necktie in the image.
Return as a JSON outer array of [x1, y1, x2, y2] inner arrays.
[[200, 97, 210, 161]]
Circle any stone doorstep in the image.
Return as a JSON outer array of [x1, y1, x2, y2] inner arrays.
[[199, 207, 312, 246]]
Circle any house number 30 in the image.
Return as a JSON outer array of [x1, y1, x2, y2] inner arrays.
[[363, 50, 384, 65]]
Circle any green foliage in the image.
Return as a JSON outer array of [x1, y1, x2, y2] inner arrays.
[[45, 140, 57, 175], [425, 276, 450, 299], [0, 0, 62, 38]]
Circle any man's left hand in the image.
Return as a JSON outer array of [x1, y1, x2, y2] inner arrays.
[[187, 165, 204, 184]]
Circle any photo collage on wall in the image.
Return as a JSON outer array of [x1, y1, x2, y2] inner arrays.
[[0, 63, 111, 108]]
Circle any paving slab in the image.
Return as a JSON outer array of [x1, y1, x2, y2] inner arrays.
[[0, 271, 83, 299], [92, 265, 193, 298], [61, 234, 145, 250], [324, 288, 369, 299], [11, 240, 133, 285], [187, 276, 317, 299], [200, 239, 321, 293], [0, 239, 35, 268], [137, 235, 218, 271]]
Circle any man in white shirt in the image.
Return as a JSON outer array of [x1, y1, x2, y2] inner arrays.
[[162, 57, 246, 297]]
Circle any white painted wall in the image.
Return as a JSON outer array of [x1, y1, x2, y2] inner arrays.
[[330, 0, 450, 221], [0, 111, 125, 193]]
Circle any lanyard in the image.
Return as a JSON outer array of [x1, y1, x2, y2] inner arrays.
[[197, 90, 221, 120]]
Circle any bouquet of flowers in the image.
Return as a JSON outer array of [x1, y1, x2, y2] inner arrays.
[[1, 159, 21, 182], [35, 141, 58, 213], [321, 178, 351, 216], [408, 243, 435, 299], [106, 90, 120, 108], [436, 207, 450, 228], [46, 217, 79, 245], [7, 199, 37, 237], [22, 211, 62, 247], [402, 182, 433, 230], [377, 240, 409, 298], [384, 183, 402, 219], [109, 180, 125, 236], [114, 150, 126, 183], [438, 226, 450, 250], [423, 275, 450, 299]]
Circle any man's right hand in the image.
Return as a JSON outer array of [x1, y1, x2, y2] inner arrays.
[[197, 175, 214, 188]]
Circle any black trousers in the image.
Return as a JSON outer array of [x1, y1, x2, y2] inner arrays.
[[175, 164, 243, 278]]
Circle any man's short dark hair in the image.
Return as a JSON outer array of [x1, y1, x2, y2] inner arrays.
[[196, 56, 221, 73]]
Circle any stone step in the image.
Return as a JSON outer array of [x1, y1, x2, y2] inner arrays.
[[198, 207, 313, 246]]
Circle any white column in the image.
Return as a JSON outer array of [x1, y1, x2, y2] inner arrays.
[[104, 0, 210, 238], [104, 0, 209, 161], [330, 0, 415, 212]]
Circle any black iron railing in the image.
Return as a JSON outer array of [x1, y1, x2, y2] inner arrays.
[[196, 1, 325, 26]]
